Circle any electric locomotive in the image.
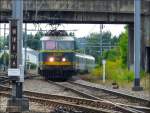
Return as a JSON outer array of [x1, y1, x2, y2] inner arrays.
[[38, 30, 76, 79]]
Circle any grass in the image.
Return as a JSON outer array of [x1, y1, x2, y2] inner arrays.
[[91, 60, 135, 83], [81, 73, 150, 93], [82, 59, 150, 93]]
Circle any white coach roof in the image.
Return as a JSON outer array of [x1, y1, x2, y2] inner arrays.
[[41, 36, 74, 41], [75, 53, 95, 61]]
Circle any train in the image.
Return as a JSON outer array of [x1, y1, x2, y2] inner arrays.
[[38, 30, 95, 80]]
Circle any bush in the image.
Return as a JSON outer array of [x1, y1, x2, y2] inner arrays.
[[91, 59, 135, 83], [27, 62, 37, 69], [90, 26, 146, 84], [103, 48, 120, 62], [119, 29, 128, 68], [121, 69, 134, 82], [0, 52, 9, 66], [91, 67, 102, 78]]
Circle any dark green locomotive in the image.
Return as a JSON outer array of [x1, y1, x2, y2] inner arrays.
[[38, 30, 95, 80], [38, 30, 76, 79]]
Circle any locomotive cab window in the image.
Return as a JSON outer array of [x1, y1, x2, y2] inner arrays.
[[57, 41, 74, 50], [42, 40, 74, 50], [45, 40, 56, 50]]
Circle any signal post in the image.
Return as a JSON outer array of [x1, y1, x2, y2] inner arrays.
[[6, 0, 29, 112]]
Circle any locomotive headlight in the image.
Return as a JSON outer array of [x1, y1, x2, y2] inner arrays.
[[62, 57, 66, 62], [49, 57, 55, 62]]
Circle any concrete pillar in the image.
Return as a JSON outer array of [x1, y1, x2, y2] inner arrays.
[[146, 47, 150, 73], [128, 24, 134, 70], [144, 16, 150, 47], [141, 23, 146, 70], [143, 15, 150, 72], [143, 1, 150, 72]]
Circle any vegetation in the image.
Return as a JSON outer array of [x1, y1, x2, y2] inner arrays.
[[103, 48, 120, 62], [0, 36, 9, 51], [76, 31, 119, 62], [90, 26, 147, 86], [24, 31, 44, 50], [27, 62, 37, 69], [91, 60, 134, 82], [0, 52, 9, 67], [119, 28, 128, 67]]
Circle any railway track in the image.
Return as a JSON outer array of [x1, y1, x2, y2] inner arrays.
[[0, 75, 9, 85], [69, 81, 150, 106], [0, 72, 149, 112], [21, 73, 150, 112], [0, 71, 7, 75], [0, 85, 138, 113], [47, 80, 150, 113]]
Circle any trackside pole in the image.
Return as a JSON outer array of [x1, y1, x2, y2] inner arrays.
[[132, 0, 143, 91], [102, 59, 106, 83], [6, 0, 29, 112]]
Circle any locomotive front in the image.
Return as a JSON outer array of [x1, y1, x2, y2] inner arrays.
[[38, 30, 76, 79]]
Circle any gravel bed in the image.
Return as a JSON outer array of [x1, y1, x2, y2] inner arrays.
[[0, 96, 7, 112], [0, 96, 51, 112], [24, 79, 81, 97], [74, 79, 150, 100]]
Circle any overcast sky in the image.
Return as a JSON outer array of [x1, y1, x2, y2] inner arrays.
[[0, 24, 125, 38]]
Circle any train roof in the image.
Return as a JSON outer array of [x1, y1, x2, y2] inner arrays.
[[75, 53, 95, 60], [45, 30, 68, 36], [41, 36, 75, 41]]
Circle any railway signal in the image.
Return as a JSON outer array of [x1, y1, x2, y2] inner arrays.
[[10, 20, 17, 68], [7, 0, 29, 112]]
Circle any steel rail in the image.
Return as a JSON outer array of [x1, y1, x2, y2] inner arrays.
[[47, 81, 144, 113], [47, 80, 149, 112], [0, 76, 9, 85], [69, 81, 150, 106], [0, 85, 139, 113], [1, 72, 149, 112], [0, 92, 118, 113]]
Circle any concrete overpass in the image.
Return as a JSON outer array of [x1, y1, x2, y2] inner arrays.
[[0, 0, 150, 23], [0, 0, 150, 71]]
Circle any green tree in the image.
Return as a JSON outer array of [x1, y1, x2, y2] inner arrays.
[[103, 47, 120, 61], [0, 37, 3, 52], [85, 31, 118, 62], [25, 31, 44, 50], [85, 33, 101, 60], [118, 27, 128, 67], [0, 52, 9, 66], [111, 36, 119, 46]]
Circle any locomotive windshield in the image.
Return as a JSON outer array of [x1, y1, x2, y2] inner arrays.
[[45, 40, 56, 50], [43, 40, 74, 50], [57, 41, 74, 50]]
